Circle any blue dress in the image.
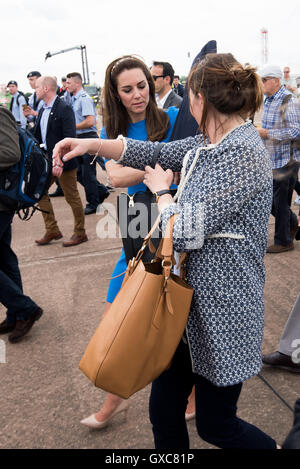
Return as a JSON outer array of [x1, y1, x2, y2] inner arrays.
[[101, 106, 178, 303]]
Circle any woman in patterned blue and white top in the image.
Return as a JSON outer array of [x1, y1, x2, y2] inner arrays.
[[53, 54, 280, 448]]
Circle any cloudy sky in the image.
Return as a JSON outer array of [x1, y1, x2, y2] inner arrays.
[[1, 0, 299, 92]]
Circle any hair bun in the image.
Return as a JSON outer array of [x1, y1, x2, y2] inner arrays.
[[188, 53, 264, 130]]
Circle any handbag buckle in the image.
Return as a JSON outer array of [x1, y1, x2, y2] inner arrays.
[[128, 195, 134, 207], [162, 259, 172, 286]]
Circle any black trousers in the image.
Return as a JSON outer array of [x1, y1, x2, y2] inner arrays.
[[149, 340, 277, 449], [76, 132, 108, 209], [0, 211, 38, 324], [272, 162, 298, 246]]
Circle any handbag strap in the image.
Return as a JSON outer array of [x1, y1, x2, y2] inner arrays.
[[151, 143, 165, 168], [159, 215, 178, 280], [129, 214, 178, 280]]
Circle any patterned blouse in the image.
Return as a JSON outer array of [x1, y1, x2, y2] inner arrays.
[[120, 121, 273, 387]]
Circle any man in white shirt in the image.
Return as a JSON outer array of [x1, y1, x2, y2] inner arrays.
[[7, 80, 27, 129], [151, 61, 182, 110]]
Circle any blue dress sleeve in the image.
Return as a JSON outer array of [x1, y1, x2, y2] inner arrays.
[[165, 106, 179, 141], [100, 127, 110, 164]]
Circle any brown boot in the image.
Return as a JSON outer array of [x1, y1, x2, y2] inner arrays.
[[8, 308, 43, 343], [62, 233, 88, 247], [291, 223, 299, 241], [267, 243, 294, 253], [35, 232, 63, 245], [0, 320, 16, 334]]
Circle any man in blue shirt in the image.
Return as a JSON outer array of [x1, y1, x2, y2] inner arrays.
[[24, 72, 64, 198], [258, 65, 300, 253], [33, 76, 87, 247], [66, 72, 109, 215], [22, 71, 44, 129], [7, 80, 27, 129], [58, 77, 72, 107]]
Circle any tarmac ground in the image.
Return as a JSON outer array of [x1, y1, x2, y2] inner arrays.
[[0, 167, 299, 450]]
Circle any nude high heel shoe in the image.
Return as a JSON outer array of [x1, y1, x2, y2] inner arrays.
[[80, 400, 129, 429], [185, 411, 196, 421]]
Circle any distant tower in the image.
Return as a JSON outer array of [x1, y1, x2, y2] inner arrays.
[[261, 28, 268, 65]]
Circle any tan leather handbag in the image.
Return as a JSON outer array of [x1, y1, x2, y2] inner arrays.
[[79, 215, 194, 399]]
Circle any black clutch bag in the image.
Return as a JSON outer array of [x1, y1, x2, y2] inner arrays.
[[117, 143, 176, 264], [117, 190, 160, 264]]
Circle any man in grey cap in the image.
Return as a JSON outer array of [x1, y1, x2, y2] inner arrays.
[[258, 64, 300, 253], [7, 80, 27, 129]]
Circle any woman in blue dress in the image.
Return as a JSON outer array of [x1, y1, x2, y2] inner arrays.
[[54, 53, 292, 448], [80, 56, 178, 429]]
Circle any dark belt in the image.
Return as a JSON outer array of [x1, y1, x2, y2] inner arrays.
[[77, 131, 98, 139]]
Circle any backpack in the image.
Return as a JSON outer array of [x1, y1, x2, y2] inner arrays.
[[9, 91, 28, 111], [0, 127, 52, 220]]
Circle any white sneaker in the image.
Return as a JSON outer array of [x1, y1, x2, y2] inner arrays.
[[294, 195, 300, 205]]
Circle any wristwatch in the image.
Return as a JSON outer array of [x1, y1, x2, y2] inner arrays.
[[154, 189, 173, 204]]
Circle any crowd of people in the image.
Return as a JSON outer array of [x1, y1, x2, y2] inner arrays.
[[0, 52, 300, 449]]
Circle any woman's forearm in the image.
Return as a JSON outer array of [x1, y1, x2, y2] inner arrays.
[[53, 134, 200, 172], [97, 138, 125, 160], [105, 161, 145, 187]]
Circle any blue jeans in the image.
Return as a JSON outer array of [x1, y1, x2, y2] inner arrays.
[[0, 211, 38, 324], [149, 340, 277, 449]]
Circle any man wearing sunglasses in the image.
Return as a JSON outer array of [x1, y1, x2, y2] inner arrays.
[[151, 61, 182, 110], [258, 65, 300, 253]]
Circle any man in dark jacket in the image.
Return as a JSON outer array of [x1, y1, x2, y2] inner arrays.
[[173, 75, 184, 98], [151, 61, 182, 109], [0, 107, 43, 343], [33, 76, 87, 247]]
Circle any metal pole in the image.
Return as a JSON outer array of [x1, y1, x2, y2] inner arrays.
[[261, 28, 268, 65]]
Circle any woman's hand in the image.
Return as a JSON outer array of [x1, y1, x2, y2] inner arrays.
[[52, 137, 124, 167], [52, 138, 93, 167], [143, 163, 174, 193]]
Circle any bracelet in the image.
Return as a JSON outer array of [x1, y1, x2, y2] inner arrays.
[[115, 135, 127, 163], [154, 189, 173, 204], [90, 140, 102, 165]]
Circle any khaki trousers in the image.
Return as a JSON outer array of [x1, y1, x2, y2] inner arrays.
[[38, 168, 85, 236]]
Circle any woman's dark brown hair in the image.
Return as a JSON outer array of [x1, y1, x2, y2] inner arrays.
[[103, 55, 170, 141], [188, 53, 264, 135]]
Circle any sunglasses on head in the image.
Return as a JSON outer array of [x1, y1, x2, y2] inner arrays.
[[152, 75, 166, 81]]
